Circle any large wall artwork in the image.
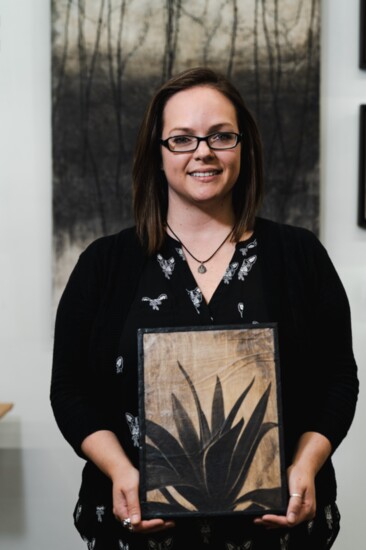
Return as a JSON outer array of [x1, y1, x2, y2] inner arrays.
[[52, 0, 320, 298]]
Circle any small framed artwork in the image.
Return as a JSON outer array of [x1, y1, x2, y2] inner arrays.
[[359, 105, 366, 228], [138, 324, 287, 518], [361, 0, 366, 68]]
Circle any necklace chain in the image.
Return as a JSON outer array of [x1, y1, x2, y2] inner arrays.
[[166, 223, 234, 274]]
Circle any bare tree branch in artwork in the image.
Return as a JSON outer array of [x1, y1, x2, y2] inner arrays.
[[258, 0, 319, 222], [78, 0, 107, 232], [107, 0, 127, 161], [162, 0, 182, 81], [227, 0, 238, 78], [182, 0, 229, 67], [107, 0, 150, 202], [52, 0, 72, 114], [261, 0, 289, 184], [253, 0, 262, 122], [288, 0, 318, 185]]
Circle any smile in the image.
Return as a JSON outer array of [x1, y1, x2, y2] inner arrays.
[[189, 170, 221, 177]]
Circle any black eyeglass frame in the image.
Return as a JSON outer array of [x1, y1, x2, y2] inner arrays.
[[160, 132, 242, 153]]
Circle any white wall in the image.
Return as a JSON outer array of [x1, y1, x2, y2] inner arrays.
[[0, 1, 364, 548], [0, 1, 85, 548], [321, 2, 366, 549]]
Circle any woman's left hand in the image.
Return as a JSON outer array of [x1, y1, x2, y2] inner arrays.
[[253, 463, 316, 529], [253, 431, 332, 530]]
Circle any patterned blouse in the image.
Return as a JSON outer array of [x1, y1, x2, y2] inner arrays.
[[118, 232, 267, 460], [75, 230, 341, 550]]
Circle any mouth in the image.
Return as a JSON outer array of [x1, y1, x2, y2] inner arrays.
[[189, 169, 222, 177]]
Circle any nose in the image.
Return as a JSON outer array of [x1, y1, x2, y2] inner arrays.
[[194, 138, 215, 159]]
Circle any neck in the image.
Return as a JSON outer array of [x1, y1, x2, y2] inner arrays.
[[166, 197, 235, 239]]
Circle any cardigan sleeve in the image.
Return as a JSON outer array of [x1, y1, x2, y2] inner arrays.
[[50, 237, 116, 458], [291, 229, 359, 452]]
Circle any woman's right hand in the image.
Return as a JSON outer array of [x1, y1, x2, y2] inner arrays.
[[112, 464, 175, 533], [81, 430, 175, 534]]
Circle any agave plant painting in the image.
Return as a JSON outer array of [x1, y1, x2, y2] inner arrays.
[[138, 324, 286, 517]]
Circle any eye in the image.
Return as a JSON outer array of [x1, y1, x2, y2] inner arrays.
[[211, 132, 233, 142], [170, 135, 194, 145]]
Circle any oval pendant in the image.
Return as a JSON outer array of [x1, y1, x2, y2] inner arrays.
[[198, 264, 207, 274]]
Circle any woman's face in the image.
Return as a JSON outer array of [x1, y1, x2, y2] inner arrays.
[[161, 86, 241, 210]]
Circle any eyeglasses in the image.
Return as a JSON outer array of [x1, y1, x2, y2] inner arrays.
[[160, 132, 242, 153]]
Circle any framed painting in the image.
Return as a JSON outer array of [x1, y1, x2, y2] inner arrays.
[[138, 324, 287, 518], [360, 0, 366, 69], [52, 1, 321, 304], [359, 105, 366, 228]]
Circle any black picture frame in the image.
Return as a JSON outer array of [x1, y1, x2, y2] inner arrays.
[[359, 105, 366, 228], [138, 323, 287, 519], [360, 0, 366, 68]]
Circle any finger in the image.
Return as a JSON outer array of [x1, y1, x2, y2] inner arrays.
[[287, 492, 304, 525], [123, 486, 141, 525], [112, 485, 129, 521], [130, 518, 175, 534], [137, 519, 175, 533], [254, 515, 288, 529]]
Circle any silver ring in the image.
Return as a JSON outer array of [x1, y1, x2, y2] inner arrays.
[[290, 492, 303, 498], [122, 517, 134, 532]]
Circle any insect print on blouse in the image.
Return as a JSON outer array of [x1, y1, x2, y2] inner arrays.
[[125, 413, 140, 447], [82, 537, 96, 550], [223, 262, 239, 284], [186, 287, 203, 314], [238, 239, 257, 257], [176, 247, 186, 261], [237, 302, 244, 318], [307, 519, 315, 535], [197, 518, 212, 544], [141, 294, 168, 311], [116, 356, 124, 374], [279, 533, 290, 550], [96, 505, 105, 523], [225, 541, 253, 550], [119, 542, 129, 550], [324, 504, 333, 530], [75, 503, 82, 523], [238, 256, 257, 281], [147, 537, 174, 550], [157, 254, 175, 279]]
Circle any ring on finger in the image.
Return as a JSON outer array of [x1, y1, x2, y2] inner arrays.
[[122, 517, 134, 532]]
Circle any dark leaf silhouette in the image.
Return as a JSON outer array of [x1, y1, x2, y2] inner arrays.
[[211, 376, 225, 437], [171, 393, 200, 457], [145, 418, 200, 487], [226, 388, 276, 502], [220, 377, 255, 436], [204, 419, 244, 498], [145, 362, 280, 513], [177, 361, 211, 447]]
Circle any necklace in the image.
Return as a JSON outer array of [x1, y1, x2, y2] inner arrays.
[[166, 223, 234, 274]]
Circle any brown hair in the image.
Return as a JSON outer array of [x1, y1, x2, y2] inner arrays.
[[132, 67, 264, 254]]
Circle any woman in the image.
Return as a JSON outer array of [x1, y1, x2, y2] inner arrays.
[[51, 67, 358, 550]]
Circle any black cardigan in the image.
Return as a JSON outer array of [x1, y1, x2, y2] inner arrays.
[[51, 217, 358, 505]]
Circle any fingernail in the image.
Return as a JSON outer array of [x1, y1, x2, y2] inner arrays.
[[288, 512, 296, 523], [131, 514, 139, 524]]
